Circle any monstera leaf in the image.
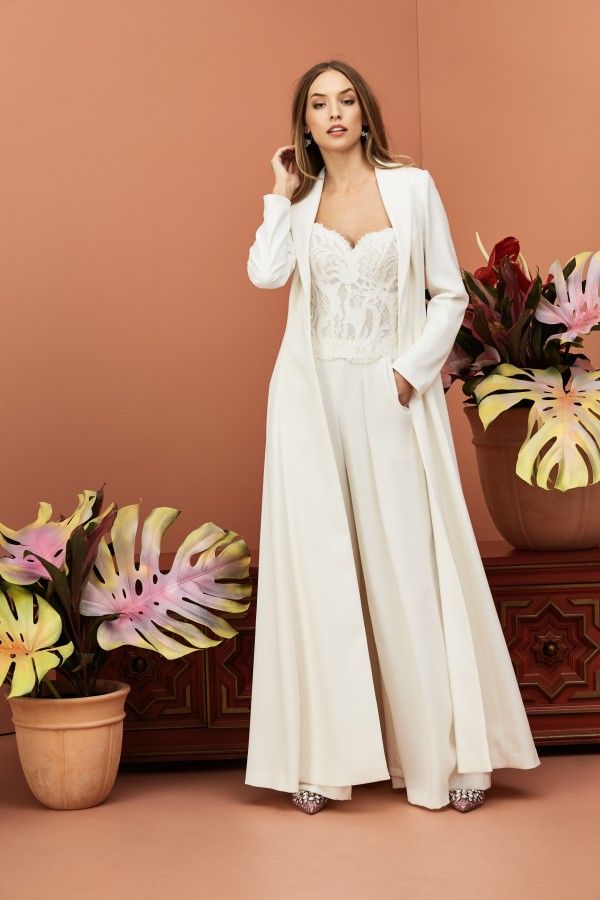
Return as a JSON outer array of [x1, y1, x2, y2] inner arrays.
[[473, 363, 600, 491], [0, 489, 105, 586], [80, 504, 252, 659], [0, 584, 74, 697]]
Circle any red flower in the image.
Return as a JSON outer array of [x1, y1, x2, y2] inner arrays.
[[474, 236, 530, 292]]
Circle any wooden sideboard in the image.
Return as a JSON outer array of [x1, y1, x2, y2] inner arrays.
[[98, 541, 600, 761], [99, 559, 257, 762], [479, 540, 600, 746]]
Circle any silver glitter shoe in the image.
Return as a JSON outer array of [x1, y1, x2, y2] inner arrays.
[[449, 787, 486, 812], [291, 790, 329, 815]]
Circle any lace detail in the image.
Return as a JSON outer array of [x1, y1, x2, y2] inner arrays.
[[309, 223, 399, 363]]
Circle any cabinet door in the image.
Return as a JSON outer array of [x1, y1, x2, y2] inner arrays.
[[100, 568, 257, 761]]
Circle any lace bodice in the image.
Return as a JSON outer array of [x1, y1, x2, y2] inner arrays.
[[309, 223, 399, 363]]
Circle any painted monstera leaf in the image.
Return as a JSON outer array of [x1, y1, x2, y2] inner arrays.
[[0, 489, 109, 586], [0, 584, 74, 697], [80, 504, 252, 659], [473, 363, 600, 491]]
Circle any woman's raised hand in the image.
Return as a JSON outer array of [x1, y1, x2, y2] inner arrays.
[[270, 145, 301, 200]]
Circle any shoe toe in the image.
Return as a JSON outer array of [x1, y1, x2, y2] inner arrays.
[[291, 791, 329, 814], [448, 788, 486, 812]]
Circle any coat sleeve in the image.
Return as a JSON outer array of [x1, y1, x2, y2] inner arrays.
[[247, 193, 297, 289], [391, 170, 468, 397]]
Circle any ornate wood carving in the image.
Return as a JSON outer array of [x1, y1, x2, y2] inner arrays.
[[98, 543, 600, 761], [481, 540, 600, 744], [99, 559, 257, 761]]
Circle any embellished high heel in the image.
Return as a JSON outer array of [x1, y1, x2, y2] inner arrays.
[[291, 790, 329, 815], [449, 788, 486, 812]]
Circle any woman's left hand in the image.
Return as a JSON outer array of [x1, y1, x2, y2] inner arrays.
[[392, 369, 414, 407]]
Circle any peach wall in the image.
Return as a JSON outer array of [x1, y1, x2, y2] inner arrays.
[[0, 0, 421, 570], [0, 0, 599, 590], [417, 0, 600, 537], [0, 0, 421, 732]]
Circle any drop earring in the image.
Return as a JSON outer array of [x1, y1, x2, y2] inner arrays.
[[361, 124, 369, 138], [304, 130, 312, 147]]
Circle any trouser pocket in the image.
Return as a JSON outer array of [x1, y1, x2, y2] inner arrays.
[[385, 359, 411, 411]]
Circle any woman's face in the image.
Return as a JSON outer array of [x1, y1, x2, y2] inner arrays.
[[304, 69, 364, 153]]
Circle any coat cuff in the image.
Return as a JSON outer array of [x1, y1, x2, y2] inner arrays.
[[390, 358, 428, 397], [263, 193, 292, 205]]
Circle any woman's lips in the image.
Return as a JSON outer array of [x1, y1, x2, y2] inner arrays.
[[328, 128, 347, 136]]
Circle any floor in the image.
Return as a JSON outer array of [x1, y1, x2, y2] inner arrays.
[[2, 736, 599, 900]]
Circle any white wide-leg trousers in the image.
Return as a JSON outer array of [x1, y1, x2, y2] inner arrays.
[[299, 356, 492, 809]]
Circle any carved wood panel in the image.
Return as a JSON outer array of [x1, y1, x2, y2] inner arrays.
[[97, 544, 600, 761], [99, 565, 257, 761], [482, 541, 600, 745]]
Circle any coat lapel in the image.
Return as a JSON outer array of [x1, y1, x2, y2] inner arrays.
[[290, 164, 412, 308]]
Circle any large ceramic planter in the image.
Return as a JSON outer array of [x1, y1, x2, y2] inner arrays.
[[464, 403, 600, 551], [7, 678, 130, 810]]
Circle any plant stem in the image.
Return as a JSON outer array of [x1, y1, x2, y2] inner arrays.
[[43, 676, 62, 699]]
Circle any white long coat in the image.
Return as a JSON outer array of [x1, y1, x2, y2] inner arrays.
[[245, 163, 540, 792]]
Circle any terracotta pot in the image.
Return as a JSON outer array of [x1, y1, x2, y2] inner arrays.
[[464, 403, 600, 551], [8, 678, 130, 810]]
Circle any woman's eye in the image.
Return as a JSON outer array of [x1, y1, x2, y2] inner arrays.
[[312, 99, 355, 109]]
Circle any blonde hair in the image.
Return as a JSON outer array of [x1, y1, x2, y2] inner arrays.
[[288, 59, 414, 204]]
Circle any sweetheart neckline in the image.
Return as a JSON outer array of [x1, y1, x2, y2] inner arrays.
[[312, 222, 394, 251]]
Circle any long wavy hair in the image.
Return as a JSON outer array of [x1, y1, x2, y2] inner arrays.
[[288, 59, 414, 204]]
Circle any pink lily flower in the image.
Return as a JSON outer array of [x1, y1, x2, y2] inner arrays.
[[535, 251, 600, 345]]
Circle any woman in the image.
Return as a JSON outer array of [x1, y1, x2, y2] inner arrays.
[[245, 60, 540, 815]]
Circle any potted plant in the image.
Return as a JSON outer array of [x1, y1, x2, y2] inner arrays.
[[442, 236, 600, 551], [0, 486, 252, 809]]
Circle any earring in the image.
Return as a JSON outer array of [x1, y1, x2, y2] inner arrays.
[[304, 131, 312, 147], [361, 124, 369, 138]]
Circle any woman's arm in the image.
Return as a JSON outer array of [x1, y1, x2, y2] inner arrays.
[[247, 194, 297, 289], [391, 170, 468, 397]]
